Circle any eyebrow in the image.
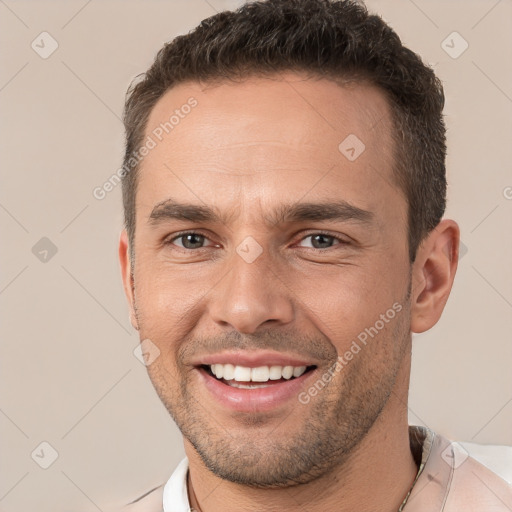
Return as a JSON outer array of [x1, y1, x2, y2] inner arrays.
[[148, 198, 374, 228]]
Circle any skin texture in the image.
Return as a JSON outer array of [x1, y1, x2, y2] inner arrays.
[[119, 72, 460, 511]]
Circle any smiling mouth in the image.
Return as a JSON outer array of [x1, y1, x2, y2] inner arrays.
[[201, 363, 317, 389]]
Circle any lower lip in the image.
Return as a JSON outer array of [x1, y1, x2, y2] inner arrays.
[[196, 367, 315, 412]]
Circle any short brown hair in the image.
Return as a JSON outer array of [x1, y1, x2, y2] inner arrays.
[[122, 0, 446, 262]]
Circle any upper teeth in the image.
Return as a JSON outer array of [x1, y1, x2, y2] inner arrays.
[[210, 364, 307, 382]]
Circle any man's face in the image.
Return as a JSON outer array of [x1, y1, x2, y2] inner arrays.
[[124, 73, 413, 486]]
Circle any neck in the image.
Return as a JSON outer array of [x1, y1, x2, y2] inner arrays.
[[186, 354, 418, 512]]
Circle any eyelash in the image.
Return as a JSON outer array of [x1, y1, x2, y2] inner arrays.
[[165, 230, 349, 251]]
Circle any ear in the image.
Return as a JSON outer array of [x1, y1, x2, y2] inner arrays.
[[119, 229, 139, 331], [410, 219, 460, 334]]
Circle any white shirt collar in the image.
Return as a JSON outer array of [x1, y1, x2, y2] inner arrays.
[[163, 457, 190, 511]]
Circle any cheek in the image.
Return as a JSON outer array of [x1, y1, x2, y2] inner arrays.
[[292, 263, 408, 354], [133, 261, 214, 344]]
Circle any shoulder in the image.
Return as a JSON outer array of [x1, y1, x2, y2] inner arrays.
[[114, 458, 190, 512], [406, 428, 512, 511], [436, 435, 512, 511], [459, 441, 512, 484], [117, 484, 165, 512], [445, 448, 512, 511]]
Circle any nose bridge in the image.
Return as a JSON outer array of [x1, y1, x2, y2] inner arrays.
[[208, 236, 294, 333]]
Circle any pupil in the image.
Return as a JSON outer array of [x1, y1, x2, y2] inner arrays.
[[313, 234, 332, 249], [184, 234, 204, 249]]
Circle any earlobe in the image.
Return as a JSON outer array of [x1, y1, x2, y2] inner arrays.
[[118, 230, 139, 331], [410, 219, 460, 334]]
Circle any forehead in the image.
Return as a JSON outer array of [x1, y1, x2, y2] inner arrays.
[[145, 72, 393, 158], [137, 72, 402, 225]]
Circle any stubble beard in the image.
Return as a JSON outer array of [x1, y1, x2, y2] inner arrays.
[[144, 296, 412, 489]]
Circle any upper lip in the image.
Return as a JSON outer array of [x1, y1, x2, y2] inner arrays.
[[191, 350, 318, 368]]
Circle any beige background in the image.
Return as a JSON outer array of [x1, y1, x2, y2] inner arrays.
[[1, 0, 511, 510]]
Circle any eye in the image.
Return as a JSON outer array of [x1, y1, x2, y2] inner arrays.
[[297, 232, 346, 250], [167, 231, 215, 250], [165, 231, 348, 252]]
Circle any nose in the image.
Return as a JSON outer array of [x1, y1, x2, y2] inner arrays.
[[208, 243, 295, 334]]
